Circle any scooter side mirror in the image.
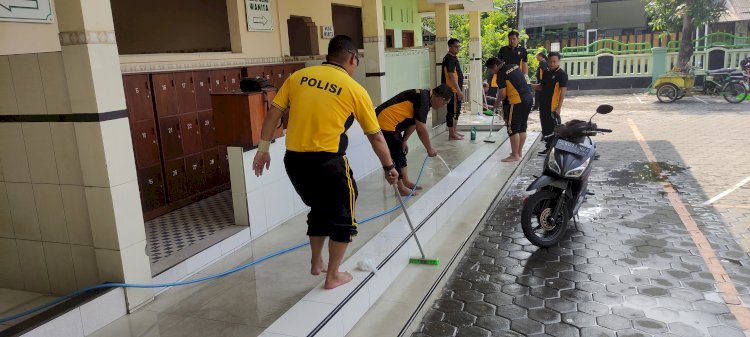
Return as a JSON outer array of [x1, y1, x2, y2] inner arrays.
[[596, 105, 613, 114]]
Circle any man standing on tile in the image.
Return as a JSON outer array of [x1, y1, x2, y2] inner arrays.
[[442, 38, 465, 140], [486, 57, 533, 162], [375, 84, 453, 196], [533, 52, 568, 154], [252, 35, 399, 290]]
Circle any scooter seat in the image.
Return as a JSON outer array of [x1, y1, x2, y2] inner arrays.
[[707, 68, 738, 74]]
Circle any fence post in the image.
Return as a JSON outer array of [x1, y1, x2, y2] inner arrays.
[[651, 47, 668, 81]]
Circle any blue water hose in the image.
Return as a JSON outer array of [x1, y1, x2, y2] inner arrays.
[[0, 156, 433, 324]]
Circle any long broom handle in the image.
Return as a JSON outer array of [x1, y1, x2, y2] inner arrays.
[[393, 184, 426, 260]]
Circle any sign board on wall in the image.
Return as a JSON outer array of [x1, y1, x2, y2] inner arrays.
[[0, 0, 53, 23], [550, 42, 561, 52], [246, 0, 273, 32], [321, 26, 334, 39]]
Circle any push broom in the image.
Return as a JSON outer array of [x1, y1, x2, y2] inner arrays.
[[471, 98, 498, 144], [393, 184, 439, 265]]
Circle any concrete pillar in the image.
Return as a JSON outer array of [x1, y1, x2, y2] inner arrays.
[[469, 11, 482, 114], [362, 0, 387, 105], [651, 47, 669, 81], [434, 3, 450, 87], [56, 0, 153, 310]]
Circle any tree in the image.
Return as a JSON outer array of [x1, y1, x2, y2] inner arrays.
[[644, 0, 727, 72]]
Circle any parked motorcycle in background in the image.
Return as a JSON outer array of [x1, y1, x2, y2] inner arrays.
[[520, 105, 613, 248]]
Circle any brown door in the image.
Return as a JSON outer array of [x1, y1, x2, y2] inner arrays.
[[402, 30, 415, 48], [152, 73, 179, 117], [164, 158, 187, 202], [198, 110, 216, 149], [263, 66, 275, 84], [185, 153, 206, 191], [203, 147, 220, 188], [174, 72, 197, 114], [287, 16, 319, 56], [130, 119, 161, 169], [272, 65, 286, 88], [180, 112, 202, 155], [210, 70, 228, 93], [122, 75, 155, 122], [158, 116, 183, 160], [194, 71, 213, 110], [218, 145, 229, 184], [137, 164, 166, 212], [226, 68, 242, 92]]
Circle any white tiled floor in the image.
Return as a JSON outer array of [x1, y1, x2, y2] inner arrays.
[[0, 288, 57, 327], [87, 127, 502, 337]]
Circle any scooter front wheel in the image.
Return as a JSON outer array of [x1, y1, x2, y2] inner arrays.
[[521, 190, 569, 248]]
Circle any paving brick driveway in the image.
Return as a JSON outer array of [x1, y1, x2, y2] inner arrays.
[[412, 94, 750, 337]]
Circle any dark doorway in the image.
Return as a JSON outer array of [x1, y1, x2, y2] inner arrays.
[[288, 16, 319, 56], [331, 4, 364, 49], [386, 29, 395, 48], [402, 30, 415, 48]]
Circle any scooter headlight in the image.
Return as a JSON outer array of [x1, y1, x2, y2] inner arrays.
[[564, 158, 591, 178], [547, 148, 561, 174]]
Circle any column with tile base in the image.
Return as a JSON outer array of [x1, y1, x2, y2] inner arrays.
[[433, 3, 450, 126], [56, 0, 153, 310], [469, 11, 482, 115], [362, 0, 387, 105]]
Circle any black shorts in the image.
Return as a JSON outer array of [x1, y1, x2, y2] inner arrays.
[[284, 151, 358, 243], [383, 131, 407, 178], [503, 100, 531, 136], [446, 93, 461, 128]]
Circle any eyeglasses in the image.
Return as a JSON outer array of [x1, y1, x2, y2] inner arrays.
[[348, 50, 360, 66]]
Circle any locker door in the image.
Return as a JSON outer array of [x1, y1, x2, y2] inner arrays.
[[185, 153, 206, 192], [218, 145, 229, 184], [226, 68, 242, 91], [158, 116, 183, 160], [122, 75, 155, 122], [137, 164, 166, 212], [194, 71, 212, 110], [152, 73, 179, 117], [130, 119, 161, 169], [263, 66, 275, 85], [198, 110, 216, 149], [203, 148, 220, 188], [274, 65, 286, 88], [180, 112, 202, 155], [244, 66, 264, 80], [164, 158, 187, 202], [209, 70, 228, 93], [174, 72, 197, 114]]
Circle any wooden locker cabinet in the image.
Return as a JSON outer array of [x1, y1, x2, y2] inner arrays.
[[211, 92, 263, 147], [174, 72, 197, 114], [152, 73, 179, 117], [264, 90, 284, 138], [199, 110, 217, 149], [137, 164, 166, 212], [159, 116, 183, 160], [164, 158, 187, 202], [123, 75, 155, 122], [130, 119, 161, 169], [194, 71, 213, 111], [179, 112, 203, 155]]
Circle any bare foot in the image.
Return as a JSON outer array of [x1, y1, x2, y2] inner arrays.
[[324, 271, 353, 289], [404, 183, 423, 190], [311, 258, 327, 275], [501, 155, 521, 162], [449, 135, 462, 141], [456, 132, 465, 137], [399, 187, 417, 196]]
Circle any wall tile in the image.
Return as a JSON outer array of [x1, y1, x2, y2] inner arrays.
[[74, 122, 108, 187], [61, 45, 97, 114], [71, 244, 99, 289], [61, 185, 93, 246], [0, 182, 13, 238], [43, 242, 77, 294], [23, 123, 59, 184], [37, 52, 72, 115], [110, 180, 146, 249], [16, 240, 50, 293], [0, 123, 31, 182], [87, 44, 127, 113], [50, 122, 83, 185], [6, 182, 41, 241], [0, 238, 23, 289], [8, 54, 46, 115], [0, 55, 18, 116], [99, 118, 137, 187], [34, 184, 69, 243]]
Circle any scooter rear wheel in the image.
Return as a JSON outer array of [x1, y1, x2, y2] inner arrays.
[[521, 190, 569, 248]]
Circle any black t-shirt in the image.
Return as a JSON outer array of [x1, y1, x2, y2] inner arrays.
[[441, 53, 464, 93], [376, 89, 431, 132], [498, 45, 528, 67], [494, 64, 532, 104], [539, 67, 568, 110]]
